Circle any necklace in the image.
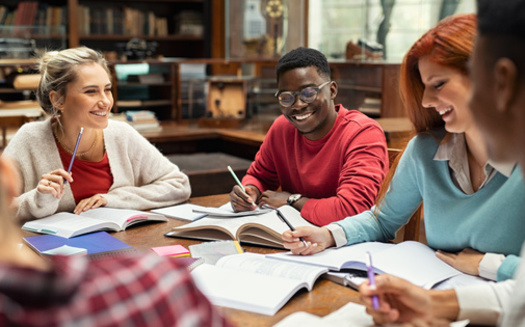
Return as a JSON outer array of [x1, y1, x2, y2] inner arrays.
[[54, 124, 99, 159], [468, 151, 486, 191]]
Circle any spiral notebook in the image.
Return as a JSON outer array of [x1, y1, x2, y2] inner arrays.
[[23, 231, 136, 259]]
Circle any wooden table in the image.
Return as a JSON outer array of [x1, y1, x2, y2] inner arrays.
[[109, 194, 361, 326]]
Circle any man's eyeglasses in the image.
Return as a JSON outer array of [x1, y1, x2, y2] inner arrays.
[[274, 81, 331, 108]]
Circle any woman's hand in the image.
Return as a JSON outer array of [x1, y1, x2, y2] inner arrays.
[[74, 194, 107, 214], [282, 226, 335, 255], [37, 169, 73, 199], [435, 248, 484, 276]]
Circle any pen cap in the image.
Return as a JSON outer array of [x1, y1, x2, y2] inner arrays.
[[365, 251, 373, 268]]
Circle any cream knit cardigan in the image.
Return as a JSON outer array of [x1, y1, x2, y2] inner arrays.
[[3, 119, 191, 221]]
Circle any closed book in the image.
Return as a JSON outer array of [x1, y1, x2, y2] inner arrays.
[[23, 231, 135, 258]]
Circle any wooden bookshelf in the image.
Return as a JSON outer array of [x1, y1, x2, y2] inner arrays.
[[0, 0, 213, 58], [67, 0, 211, 58]]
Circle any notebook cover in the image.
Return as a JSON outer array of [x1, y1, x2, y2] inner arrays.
[[23, 231, 135, 257]]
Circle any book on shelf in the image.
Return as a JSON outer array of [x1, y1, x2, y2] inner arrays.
[[125, 110, 156, 121], [165, 205, 315, 249], [129, 121, 162, 132], [268, 241, 480, 290], [123, 110, 161, 131], [23, 231, 135, 258], [190, 252, 328, 315], [358, 97, 381, 117], [22, 208, 168, 239], [117, 100, 143, 107]]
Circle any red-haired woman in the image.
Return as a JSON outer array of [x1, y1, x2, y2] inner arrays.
[[282, 14, 525, 282]]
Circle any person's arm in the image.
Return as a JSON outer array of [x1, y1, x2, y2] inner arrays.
[[359, 274, 459, 325], [434, 249, 520, 281], [101, 123, 191, 210], [3, 122, 77, 220], [497, 254, 521, 281], [335, 137, 425, 244], [240, 131, 280, 196], [300, 124, 389, 225]]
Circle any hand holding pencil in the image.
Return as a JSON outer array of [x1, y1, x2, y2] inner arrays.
[[37, 128, 83, 199], [228, 165, 258, 212]]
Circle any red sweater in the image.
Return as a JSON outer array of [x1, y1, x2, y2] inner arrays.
[[242, 105, 388, 225]]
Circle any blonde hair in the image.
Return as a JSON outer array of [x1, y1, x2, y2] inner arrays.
[[36, 47, 110, 116]]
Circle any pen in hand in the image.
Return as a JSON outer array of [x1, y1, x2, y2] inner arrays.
[[64, 127, 83, 185], [365, 251, 380, 310], [227, 165, 256, 207], [275, 209, 308, 248]]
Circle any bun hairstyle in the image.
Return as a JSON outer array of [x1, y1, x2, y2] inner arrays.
[[36, 47, 110, 116]]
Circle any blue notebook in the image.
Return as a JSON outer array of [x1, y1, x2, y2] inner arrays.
[[23, 231, 136, 258]]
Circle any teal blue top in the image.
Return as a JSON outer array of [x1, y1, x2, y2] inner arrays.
[[335, 129, 525, 281]]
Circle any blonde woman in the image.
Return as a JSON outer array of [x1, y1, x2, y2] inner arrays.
[[3, 47, 190, 220]]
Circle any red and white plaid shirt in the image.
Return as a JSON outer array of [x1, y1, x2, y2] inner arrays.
[[0, 253, 230, 327]]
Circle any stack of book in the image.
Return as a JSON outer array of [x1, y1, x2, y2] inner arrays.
[[358, 97, 381, 117], [125, 110, 162, 132]]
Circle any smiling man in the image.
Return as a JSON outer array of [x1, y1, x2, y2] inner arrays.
[[229, 47, 388, 225]]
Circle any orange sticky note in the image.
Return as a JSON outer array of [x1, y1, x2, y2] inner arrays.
[[151, 244, 190, 257]]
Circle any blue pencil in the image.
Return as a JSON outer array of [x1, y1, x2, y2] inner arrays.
[[64, 127, 83, 185]]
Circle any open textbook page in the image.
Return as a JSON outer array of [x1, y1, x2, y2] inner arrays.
[[191, 252, 327, 315], [22, 208, 167, 238], [268, 241, 475, 289]]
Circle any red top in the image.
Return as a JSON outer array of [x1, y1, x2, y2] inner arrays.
[[242, 105, 389, 226], [57, 143, 113, 204]]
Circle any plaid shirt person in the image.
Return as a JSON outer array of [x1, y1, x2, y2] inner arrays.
[[0, 253, 230, 327]]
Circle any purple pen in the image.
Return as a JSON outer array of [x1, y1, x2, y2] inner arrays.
[[365, 251, 380, 310], [64, 127, 83, 185]]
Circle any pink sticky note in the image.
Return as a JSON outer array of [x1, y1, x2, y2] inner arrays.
[[151, 244, 190, 257]]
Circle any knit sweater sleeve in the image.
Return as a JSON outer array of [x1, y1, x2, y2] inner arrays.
[[498, 255, 521, 281], [241, 122, 280, 193], [2, 120, 76, 220], [333, 135, 425, 244], [101, 121, 191, 210], [300, 121, 388, 225]]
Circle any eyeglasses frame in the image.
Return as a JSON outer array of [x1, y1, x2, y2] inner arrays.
[[274, 80, 332, 108]]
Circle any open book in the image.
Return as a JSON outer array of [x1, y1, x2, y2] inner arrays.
[[268, 241, 473, 289], [190, 252, 328, 315], [165, 205, 315, 248], [151, 202, 271, 221], [22, 208, 168, 238]]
